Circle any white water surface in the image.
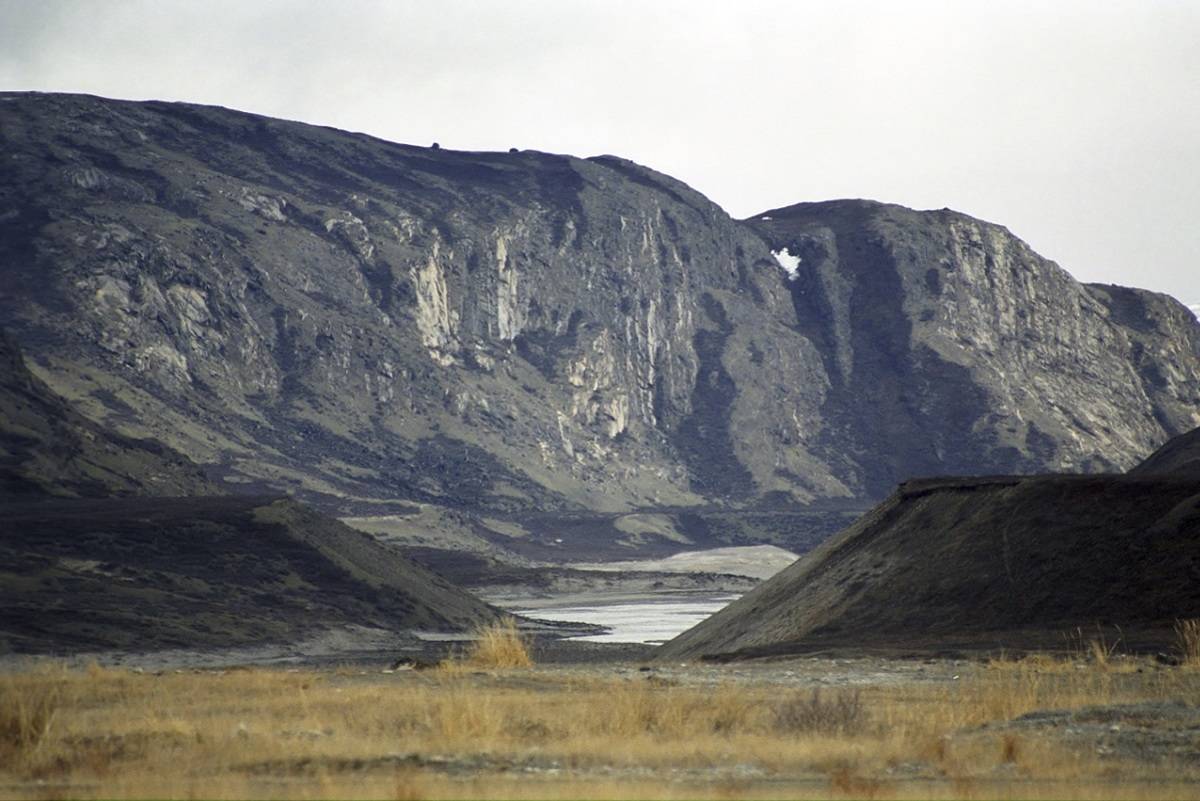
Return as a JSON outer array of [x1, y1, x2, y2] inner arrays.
[[511, 595, 740, 644]]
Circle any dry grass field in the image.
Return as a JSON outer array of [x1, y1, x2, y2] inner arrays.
[[3, 625, 1200, 799]]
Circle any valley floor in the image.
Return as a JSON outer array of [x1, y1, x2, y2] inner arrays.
[[3, 652, 1200, 799]]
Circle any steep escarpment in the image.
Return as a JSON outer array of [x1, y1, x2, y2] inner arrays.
[[1, 94, 1197, 536], [659, 427, 1200, 661], [0, 93, 837, 518], [747, 201, 1200, 496], [1085, 283, 1200, 438]]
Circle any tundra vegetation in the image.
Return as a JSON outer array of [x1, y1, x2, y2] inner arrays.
[[4, 631, 1200, 800]]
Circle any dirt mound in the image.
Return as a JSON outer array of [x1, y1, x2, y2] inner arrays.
[[659, 468, 1200, 661], [0, 495, 500, 654], [1130, 427, 1200, 480]]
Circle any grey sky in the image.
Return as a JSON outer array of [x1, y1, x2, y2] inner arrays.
[[2, 0, 1197, 310]]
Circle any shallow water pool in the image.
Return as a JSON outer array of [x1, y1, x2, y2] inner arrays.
[[509, 594, 740, 644]]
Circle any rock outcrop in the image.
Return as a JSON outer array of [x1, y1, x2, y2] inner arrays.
[[748, 201, 1200, 496], [1, 94, 1197, 540]]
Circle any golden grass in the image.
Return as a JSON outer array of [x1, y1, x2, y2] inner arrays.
[[439, 618, 533, 672], [0, 663, 67, 768], [1176, 619, 1200, 666], [0, 656, 1197, 800], [464, 617, 533, 668]]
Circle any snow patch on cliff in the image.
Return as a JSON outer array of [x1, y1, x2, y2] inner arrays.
[[772, 248, 801, 280]]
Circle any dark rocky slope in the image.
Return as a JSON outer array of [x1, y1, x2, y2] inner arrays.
[[1, 94, 1198, 554], [658, 427, 1200, 661], [1128, 420, 1200, 480], [0, 495, 500, 654], [0, 328, 215, 498], [0, 327, 500, 653], [1, 92, 816, 519]]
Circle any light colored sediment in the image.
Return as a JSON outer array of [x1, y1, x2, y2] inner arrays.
[[569, 544, 798, 580]]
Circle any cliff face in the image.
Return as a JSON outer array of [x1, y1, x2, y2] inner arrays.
[[0, 92, 837, 513], [1, 93, 1197, 521], [748, 201, 1200, 496], [1084, 283, 1200, 438]]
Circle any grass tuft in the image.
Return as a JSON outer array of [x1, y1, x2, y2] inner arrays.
[[1000, 732, 1021, 764], [771, 688, 866, 735], [444, 617, 533, 671], [0, 669, 65, 764], [1175, 618, 1200, 666]]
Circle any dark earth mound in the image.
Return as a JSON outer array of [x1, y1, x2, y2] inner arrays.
[[0, 495, 499, 654], [1130, 427, 1200, 480], [659, 428, 1200, 661]]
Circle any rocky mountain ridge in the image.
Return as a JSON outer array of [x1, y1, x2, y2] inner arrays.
[[1, 93, 1197, 549], [749, 201, 1200, 496]]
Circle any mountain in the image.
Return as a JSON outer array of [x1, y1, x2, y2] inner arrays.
[[1, 93, 1198, 555], [0, 495, 499, 654], [657, 428, 1200, 661], [748, 201, 1200, 496]]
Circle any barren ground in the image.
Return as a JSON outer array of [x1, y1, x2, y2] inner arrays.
[[3, 648, 1200, 800]]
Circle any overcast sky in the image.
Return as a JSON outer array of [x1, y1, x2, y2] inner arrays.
[[2, 0, 1197, 312]]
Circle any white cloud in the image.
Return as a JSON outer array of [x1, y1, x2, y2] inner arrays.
[[0, 1, 1197, 306]]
